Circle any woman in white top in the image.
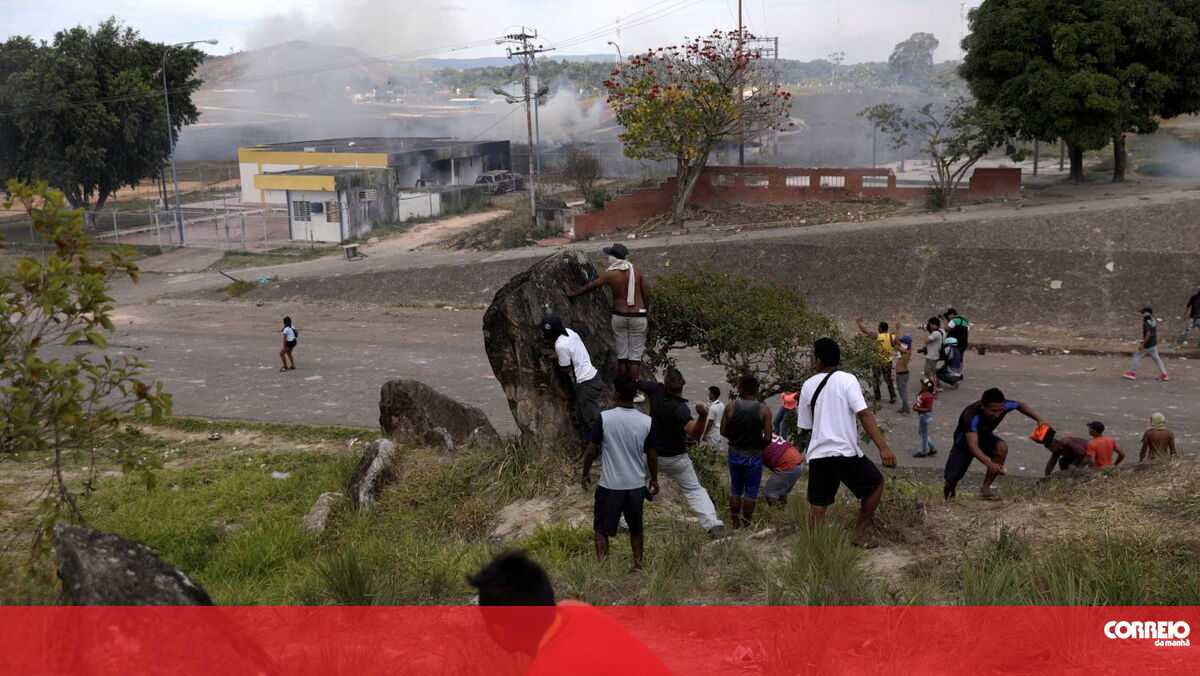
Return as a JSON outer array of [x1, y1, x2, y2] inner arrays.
[[280, 316, 297, 372]]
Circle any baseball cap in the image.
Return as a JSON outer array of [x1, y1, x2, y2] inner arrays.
[[1087, 421, 1105, 434], [602, 243, 629, 259], [900, 335, 913, 344], [781, 392, 799, 410], [539, 315, 565, 338], [945, 337, 958, 346]]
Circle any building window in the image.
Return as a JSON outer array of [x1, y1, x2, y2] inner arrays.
[[357, 189, 377, 201], [326, 200, 340, 223], [745, 175, 769, 187], [292, 200, 311, 221], [785, 175, 810, 187], [819, 175, 846, 188], [311, 201, 325, 215], [862, 175, 888, 188], [711, 174, 735, 186]]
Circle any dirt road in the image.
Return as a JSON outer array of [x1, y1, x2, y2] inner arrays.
[[95, 302, 1195, 482]]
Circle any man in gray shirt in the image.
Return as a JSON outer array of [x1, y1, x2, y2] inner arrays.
[[922, 316, 945, 392], [581, 375, 660, 568]]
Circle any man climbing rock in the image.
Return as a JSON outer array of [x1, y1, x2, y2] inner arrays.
[[566, 243, 650, 397], [541, 315, 603, 448]]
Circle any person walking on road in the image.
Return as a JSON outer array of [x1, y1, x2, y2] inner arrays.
[[637, 370, 726, 537], [1179, 288, 1200, 344], [279, 316, 298, 372], [797, 338, 897, 548], [566, 243, 650, 396], [1124, 307, 1169, 382], [541, 315, 604, 448]]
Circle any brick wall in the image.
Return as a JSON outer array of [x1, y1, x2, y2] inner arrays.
[[572, 165, 1022, 238]]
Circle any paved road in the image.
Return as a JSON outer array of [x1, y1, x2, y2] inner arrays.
[[94, 303, 1196, 480]]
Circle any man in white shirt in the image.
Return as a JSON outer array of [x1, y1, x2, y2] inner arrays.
[[700, 386, 726, 452], [542, 315, 603, 448], [797, 338, 897, 548]]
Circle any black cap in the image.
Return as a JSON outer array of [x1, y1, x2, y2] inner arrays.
[[539, 315, 566, 338], [1039, 427, 1058, 448], [1087, 421, 1105, 434], [603, 243, 628, 259]]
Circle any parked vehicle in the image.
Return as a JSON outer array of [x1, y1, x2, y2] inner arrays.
[[475, 171, 515, 194]]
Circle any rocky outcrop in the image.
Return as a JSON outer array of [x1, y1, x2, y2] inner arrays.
[[379, 379, 498, 450], [348, 439, 397, 510], [55, 523, 213, 605], [482, 249, 617, 448], [301, 492, 344, 534]]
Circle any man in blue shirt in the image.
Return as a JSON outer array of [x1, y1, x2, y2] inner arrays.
[[581, 375, 659, 568], [943, 387, 1048, 499]]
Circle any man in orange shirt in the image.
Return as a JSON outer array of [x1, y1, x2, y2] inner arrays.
[[468, 551, 671, 676], [1085, 421, 1125, 467]]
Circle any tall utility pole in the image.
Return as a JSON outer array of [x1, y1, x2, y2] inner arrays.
[[737, 0, 745, 166], [161, 39, 217, 247], [499, 28, 551, 225]]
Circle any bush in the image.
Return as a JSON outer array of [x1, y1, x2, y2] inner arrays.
[[645, 267, 877, 396], [585, 187, 613, 210]]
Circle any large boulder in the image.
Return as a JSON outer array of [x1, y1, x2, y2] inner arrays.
[[348, 439, 397, 510], [379, 379, 498, 449], [483, 249, 617, 449], [55, 523, 213, 605]]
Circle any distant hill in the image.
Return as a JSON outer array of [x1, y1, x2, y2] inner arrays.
[[197, 40, 401, 92]]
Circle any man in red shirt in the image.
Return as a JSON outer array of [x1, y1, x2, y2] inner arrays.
[[468, 551, 671, 675], [1043, 435, 1092, 475], [1085, 421, 1125, 467]]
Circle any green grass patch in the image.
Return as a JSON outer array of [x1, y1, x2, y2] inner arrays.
[[210, 247, 334, 270], [219, 279, 257, 297]]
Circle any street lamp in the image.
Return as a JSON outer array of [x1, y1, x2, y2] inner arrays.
[[162, 39, 217, 246], [606, 40, 623, 65]]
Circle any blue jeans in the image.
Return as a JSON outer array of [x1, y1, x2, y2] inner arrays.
[[918, 413, 936, 455], [728, 453, 764, 500], [772, 407, 791, 436]]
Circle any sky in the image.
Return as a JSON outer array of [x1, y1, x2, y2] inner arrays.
[[1, 0, 979, 63]]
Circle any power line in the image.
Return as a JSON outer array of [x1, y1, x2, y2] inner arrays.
[[550, 0, 706, 51]]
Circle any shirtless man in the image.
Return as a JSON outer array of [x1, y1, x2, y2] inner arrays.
[[566, 243, 651, 383]]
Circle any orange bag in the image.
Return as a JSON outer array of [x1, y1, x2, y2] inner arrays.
[[1030, 424, 1054, 444]]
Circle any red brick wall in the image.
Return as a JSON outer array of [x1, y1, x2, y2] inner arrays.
[[571, 165, 1022, 238]]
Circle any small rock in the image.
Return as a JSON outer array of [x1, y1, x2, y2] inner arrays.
[[55, 524, 213, 605], [746, 528, 777, 541], [367, 237, 379, 245], [1049, 280, 1063, 290], [301, 492, 344, 534], [348, 439, 398, 511], [207, 432, 223, 441], [270, 471, 291, 480]]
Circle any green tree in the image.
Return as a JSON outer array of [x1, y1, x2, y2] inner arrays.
[[603, 29, 792, 222], [1, 181, 170, 543], [888, 32, 940, 87], [0, 19, 204, 223], [644, 268, 876, 399], [556, 145, 602, 201], [860, 99, 1018, 209], [961, 0, 1200, 182]]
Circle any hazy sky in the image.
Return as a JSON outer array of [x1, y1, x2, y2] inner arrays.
[[2, 0, 977, 63]]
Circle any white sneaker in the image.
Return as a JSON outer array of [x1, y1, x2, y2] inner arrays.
[[634, 392, 647, 404]]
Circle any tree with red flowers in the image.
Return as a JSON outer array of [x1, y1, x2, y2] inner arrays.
[[603, 30, 792, 222]]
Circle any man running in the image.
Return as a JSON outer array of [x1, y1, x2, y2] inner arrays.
[[943, 388, 1049, 499], [541, 315, 603, 448], [566, 243, 650, 387], [1124, 307, 1169, 382], [637, 370, 726, 537], [856, 317, 897, 403], [580, 375, 659, 567], [797, 338, 897, 548]]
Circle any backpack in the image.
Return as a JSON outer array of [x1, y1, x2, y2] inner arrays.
[[939, 337, 957, 362]]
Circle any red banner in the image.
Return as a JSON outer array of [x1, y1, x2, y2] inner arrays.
[[1, 606, 1196, 674]]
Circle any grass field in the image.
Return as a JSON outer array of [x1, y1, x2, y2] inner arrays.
[[2, 416, 1198, 606]]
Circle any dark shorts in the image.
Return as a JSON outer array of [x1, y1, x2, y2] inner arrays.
[[285, 339, 297, 350], [728, 453, 764, 500], [594, 486, 645, 537], [944, 435, 1004, 483], [807, 455, 884, 507]]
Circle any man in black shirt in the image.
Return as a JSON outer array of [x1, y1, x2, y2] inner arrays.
[[637, 369, 725, 536], [943, 387, 1048, 499], [1180, 289, 1200, 344], [1123, 307, 1169, 382]]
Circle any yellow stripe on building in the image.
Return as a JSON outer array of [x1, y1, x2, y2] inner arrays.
[[253, 174, 336, 191], [237, 149, 389, 167]]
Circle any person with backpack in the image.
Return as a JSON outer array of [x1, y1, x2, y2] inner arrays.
[[279, 316, 298, 372], [937, 337, 964, 389], [797, 338, 897, 548], [944, 308, 970, 373]]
